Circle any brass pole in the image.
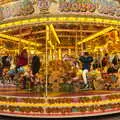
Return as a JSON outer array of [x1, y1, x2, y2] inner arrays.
[[80, 25, 83, 52], [45, 24, 49, 97], [75, 29, 78, 57]]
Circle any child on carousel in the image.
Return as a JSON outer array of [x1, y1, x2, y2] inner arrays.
[[79, 52, 93, 89]]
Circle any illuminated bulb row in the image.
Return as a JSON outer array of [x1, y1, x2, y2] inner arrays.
[[0, 17, 120, 30]]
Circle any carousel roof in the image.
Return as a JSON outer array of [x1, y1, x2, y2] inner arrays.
[[0, 23, 119, 54]]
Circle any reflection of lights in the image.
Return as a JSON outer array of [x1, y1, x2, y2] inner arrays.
[[94, 47, 97, 52], [77, 26, 114, 45], [31, 50, 35, 54], [100, 48, 103, 52], [49, 49, 53, 60], [58, 48, 62, 60], [94, 40, 113, 52], [68, 48, 71, 55], [0, 34, 41, 47], [50, 24, 60, 44], [46, 25, 49, 42], [0, 46, 3, 49], [30, 50, 42, 55], [115, 31, 119, 42], [24, 47, 35, 50], [48, 40, 55, 49], [46, 25, 55, 50]]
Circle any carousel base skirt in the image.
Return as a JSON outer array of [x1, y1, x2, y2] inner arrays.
[[0, 85, 120, 118]]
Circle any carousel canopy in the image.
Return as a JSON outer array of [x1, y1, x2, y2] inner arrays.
[[0, 23, 119, 54]]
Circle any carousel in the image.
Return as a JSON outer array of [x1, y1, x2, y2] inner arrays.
[[0, 0, 120, 118]]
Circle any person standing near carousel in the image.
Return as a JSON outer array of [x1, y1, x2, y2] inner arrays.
[[79, 52, 93, 89]]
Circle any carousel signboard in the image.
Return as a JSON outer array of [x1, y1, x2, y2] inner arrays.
[[59, 0, 96, 13], [0, 0, 120, 21], [0, 0, 34, 21], [56, 0, 120, 18]]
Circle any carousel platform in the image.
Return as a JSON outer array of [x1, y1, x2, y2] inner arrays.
[[0, 85, 119, 118], [0, 84, 119, 97]]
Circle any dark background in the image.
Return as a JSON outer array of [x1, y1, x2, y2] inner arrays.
[[0, 113, 120, 120]]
